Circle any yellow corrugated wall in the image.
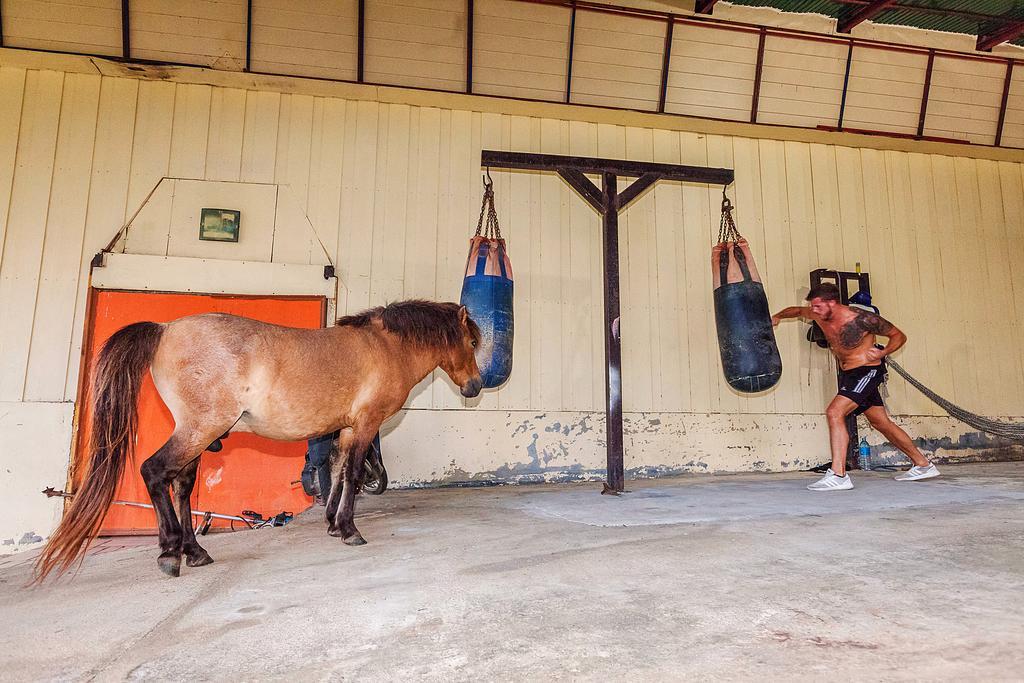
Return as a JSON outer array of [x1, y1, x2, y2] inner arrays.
[[2, 65, 1022, 422], [3, 61, 1024, 535]]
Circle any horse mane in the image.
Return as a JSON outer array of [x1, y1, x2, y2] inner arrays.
[[337, 300, 481, 348]]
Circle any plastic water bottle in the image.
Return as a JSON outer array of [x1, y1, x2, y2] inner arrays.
[[858, 437, 871, 471]]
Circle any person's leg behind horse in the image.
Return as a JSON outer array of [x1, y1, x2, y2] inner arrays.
[[324, 427, 375, 544], [306, 432, 337, 505], [171, 458, 214, 568]]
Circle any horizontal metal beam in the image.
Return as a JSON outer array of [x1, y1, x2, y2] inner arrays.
[[481, 150, 734, 186]]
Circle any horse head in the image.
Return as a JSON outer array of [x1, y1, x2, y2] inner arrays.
[[440, 305, 483, 398]]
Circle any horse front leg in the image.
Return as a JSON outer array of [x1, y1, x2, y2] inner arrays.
[[326, 431, 370, 545]]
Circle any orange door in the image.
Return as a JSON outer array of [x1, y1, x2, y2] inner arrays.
[[75, 290, 325, 534]]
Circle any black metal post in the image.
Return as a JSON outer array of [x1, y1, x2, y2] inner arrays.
[[658, 16, 674, 113], [121, 0, 131, 60], [466, 0, 474, 93], [996, 60, 1014, 147], [0, 0, 5, 47], [566, 4, 577, 103], [245, 0, 253, 72], [750, 28, 766, 124], [601, 172, 624, 492], [357, 0, 365, 83], [837, 41, 854, 131], [480, 150, 734, 493], [917, 49, 935, 139]]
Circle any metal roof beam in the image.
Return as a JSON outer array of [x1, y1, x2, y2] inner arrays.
[[977, 21, 1024, 52], [694, 0, 719, 15], [831, 0, 1017, 27], [838, 0, 897, 34]]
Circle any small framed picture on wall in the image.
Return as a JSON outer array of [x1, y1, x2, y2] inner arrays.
[[199, 208, 241, 242]]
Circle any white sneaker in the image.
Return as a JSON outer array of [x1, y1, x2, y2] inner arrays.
[[807, 469, 854, 491], [895, 463, 940, 481]]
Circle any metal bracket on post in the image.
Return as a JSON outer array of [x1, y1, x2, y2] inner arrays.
[[482, 151, 735, 493]]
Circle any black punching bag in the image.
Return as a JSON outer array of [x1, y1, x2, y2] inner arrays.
[[712, 197, 782, 393]]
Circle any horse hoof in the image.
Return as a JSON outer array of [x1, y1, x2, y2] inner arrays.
[[157, 553, 181, 577], [343, 534, 367, 546], [185, 549, 214, 567]]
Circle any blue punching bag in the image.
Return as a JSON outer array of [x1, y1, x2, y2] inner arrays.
[[712, 195, 782, 393], [460, 177, 514, 388]]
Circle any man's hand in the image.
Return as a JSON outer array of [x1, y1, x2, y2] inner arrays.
[[865, 346, 885, 364], [771, 315, 781, 328]]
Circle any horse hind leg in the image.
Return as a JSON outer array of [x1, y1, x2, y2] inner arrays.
[[172, 459, 214, 568], [140, 431, 215, 577], [141, 436, 190, 577]]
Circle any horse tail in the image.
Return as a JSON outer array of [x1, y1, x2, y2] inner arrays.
[[33, 321, 164, 583]]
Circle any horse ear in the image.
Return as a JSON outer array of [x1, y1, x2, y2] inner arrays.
[[458, 305, 469, 325]]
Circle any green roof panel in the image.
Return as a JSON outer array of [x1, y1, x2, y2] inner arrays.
[[723, 0, 1024, 47]]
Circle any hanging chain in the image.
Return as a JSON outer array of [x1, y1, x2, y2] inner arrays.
[[718, 186, 742, 244], [474, 169, 502, 240]]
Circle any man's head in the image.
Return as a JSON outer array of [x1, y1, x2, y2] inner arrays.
[[806, 282, 841, 320]]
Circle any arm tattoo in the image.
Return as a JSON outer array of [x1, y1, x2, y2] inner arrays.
[[838, 311, 896, 349], [856, 311, 895, 336]]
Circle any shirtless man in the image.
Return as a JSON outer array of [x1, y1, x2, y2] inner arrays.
[[773, 282, 939, 491]]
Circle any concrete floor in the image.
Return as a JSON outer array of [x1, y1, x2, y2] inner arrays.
[[1, 462, 1023, 681]]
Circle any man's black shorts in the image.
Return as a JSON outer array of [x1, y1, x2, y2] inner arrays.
[[837, 362, 886, 416]]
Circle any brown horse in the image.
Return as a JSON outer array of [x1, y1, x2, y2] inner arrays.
[[35, 300, 482, 581]]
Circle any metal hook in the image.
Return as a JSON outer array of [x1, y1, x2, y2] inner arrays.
[[721, 185, 732, 212], [483, 167, 494, 189]]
